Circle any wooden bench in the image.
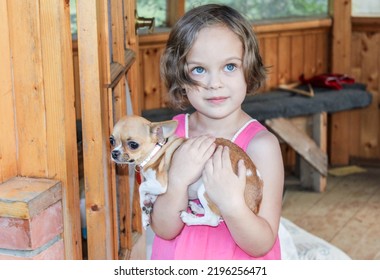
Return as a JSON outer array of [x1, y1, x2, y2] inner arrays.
[[142, 83, 372, 192]]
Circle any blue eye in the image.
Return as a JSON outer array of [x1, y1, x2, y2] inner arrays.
[[191, 67, 205, 75], [225, 64, 236, 72]]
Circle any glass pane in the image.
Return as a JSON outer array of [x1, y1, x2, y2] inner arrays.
[[352, 0, 380, 16], [70, 0, 77, 35], [137, 0, 167, 27], [186, 0, 328, 22]]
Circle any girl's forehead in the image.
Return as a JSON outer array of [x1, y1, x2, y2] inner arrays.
[[187, 26, 243, 60]]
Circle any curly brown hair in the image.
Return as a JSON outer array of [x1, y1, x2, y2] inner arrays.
[[160, 4, 267, 110]]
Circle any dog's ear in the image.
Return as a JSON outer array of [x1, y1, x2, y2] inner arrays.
[[150, 120, 178, 140]]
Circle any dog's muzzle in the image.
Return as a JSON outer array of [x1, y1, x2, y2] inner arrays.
[[111, 150, 121, 160], [111, 150, 134, 164]]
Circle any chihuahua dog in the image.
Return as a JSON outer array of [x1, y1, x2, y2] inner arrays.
[[110, 115, 263, 229]]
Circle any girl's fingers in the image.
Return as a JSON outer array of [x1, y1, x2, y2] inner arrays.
[[238, 159, 246, 181], [212, 146, 223, 169], [221, 146, 231, 169], [203, 159, 213, 181]]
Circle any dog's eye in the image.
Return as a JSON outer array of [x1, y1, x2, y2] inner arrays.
[[110, 136, 116, 146], [127, 141, 139, 150]]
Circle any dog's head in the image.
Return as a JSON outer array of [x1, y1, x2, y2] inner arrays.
[[110, 115, 178, 165]]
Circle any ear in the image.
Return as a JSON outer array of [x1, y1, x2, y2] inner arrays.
[[150, 120, 178, 140]]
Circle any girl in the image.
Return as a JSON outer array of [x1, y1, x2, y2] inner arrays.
[[150, 4, 284, 260]]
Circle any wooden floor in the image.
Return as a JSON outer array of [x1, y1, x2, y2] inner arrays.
[[282, 166, 380, 260]]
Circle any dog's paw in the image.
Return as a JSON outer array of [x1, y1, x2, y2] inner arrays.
[[180, 210, 222, 227], [141, 210, 151, 229], [188, 201, 204, 215], [180, 211, 196, 224]]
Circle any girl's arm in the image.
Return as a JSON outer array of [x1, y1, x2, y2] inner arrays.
[[150, 136, 216, 239], [203, 131, 284, 257]]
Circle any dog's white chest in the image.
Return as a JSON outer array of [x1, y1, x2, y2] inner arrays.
[[188, 178, 203, 200], [139, 168, 166, 229]]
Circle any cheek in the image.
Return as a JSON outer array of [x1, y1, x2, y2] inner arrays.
[[186, 88, 203, 103]]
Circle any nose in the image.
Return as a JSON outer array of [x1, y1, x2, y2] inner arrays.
[[207, 72, 223, 90], [111, 150, 120, 159]]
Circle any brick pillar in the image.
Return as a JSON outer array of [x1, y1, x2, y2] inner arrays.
[[0, 177, 64, 260]]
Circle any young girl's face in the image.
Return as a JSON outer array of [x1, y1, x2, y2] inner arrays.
[[185, 25, 247, 119]]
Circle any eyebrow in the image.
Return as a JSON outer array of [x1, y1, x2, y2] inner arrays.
[[187, 57, 242, 65]]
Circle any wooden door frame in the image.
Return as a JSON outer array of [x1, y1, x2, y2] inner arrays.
[[77, 0, 143, 259]]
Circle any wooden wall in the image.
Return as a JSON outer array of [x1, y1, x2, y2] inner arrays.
[[0, 0, 82, 259], [349, 17, 380, 161]]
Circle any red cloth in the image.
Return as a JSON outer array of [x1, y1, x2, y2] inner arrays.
[[299, 73, 355, 90]]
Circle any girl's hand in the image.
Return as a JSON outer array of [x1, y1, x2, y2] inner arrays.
[[202, 146, 247, 212], [169, 136, 216, 188]]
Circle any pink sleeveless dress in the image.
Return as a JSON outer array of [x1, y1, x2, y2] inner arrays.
[[150, 114, 281, 260]]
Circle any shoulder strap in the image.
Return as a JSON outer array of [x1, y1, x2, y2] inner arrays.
[[233, 120, 267, 152], [173, 114, 187, 138]]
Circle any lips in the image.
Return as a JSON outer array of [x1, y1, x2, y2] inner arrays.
[[206, 96, 228, 104]]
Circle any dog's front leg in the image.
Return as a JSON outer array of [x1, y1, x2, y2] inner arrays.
[[139, 168, 167, 228]]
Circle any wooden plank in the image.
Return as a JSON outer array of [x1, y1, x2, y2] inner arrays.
[[290, 35, 304, 81], [349, 32, 363, 158], [277, 35, 291, 85], [167, 0, 185, 27], [352, 16, 380, 32], [359, 32, 379, 158], [266, 117, 327, 176], [111, 0, 125, 65], [0, 177, 61, 219], [125, 0, 146, 259], [0, 0, 17, 183], [329, 0, 352, 165], [142, 47, 163, 109], [72, 43, 82, 120], [263, 36, 278, 90], [77, 0, 116, 259], [254, 18, 332, 33], [303, 33, 317, 78], [39, 0, 82, 259], [299, 113, 327, 192], [331, 183, 380, 259], [283, 167, 380, 259], [125, 0, 142, 115], [7, 0, 48, 178], [315, 31, 329, 74]]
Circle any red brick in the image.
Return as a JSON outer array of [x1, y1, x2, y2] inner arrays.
[[0, 202, 63, 250], [0, 237, 64, 260]]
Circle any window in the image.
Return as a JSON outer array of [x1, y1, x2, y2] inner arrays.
[[352, 0, 380, 16], [186, 0, 328, 21], [70, 0, 77, 35], [137, 0, 329, 30], [137, 0, 166, 27]]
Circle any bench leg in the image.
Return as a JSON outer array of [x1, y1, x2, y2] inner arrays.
[[299, 112, 327, 192], [266, 112, 328, 192]]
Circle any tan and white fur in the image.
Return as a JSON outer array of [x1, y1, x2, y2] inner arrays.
[[110, 115, 263, 229]]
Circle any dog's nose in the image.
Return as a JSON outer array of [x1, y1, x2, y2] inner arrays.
[[111, 150, 120, 159]]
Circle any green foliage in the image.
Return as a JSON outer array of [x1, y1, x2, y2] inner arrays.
[[70, 0, 328, 34], [137, 0, 167, 27], [137, 0, 328, 28]]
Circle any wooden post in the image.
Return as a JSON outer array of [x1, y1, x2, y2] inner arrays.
[[266, 114, 328, 192], [3, 0, 81, 259], [329, 0, 352, 165], [77, 0, 117, 259], [0, 0, 17, 183]]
